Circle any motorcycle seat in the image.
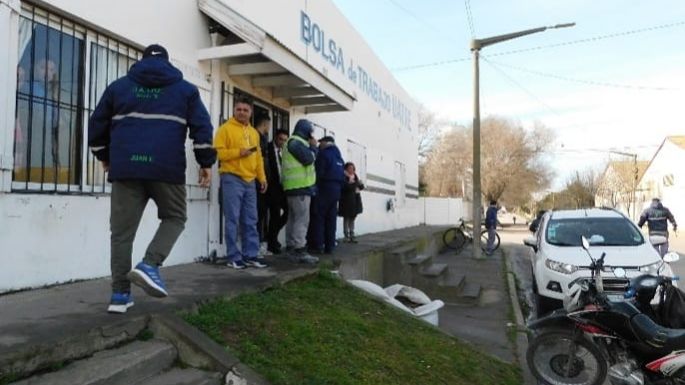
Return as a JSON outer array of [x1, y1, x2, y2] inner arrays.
[[631, 313, 685, 351]]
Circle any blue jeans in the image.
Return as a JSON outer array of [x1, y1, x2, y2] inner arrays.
[[221, 173, 259, 262]]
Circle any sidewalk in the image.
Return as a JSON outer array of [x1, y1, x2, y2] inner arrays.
[[0, 225, 520, 381]]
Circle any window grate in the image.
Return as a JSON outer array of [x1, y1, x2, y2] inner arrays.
[[12, 2, 141, 194]]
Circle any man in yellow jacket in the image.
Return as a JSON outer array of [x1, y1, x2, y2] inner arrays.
[[214, 96, 268, 269]]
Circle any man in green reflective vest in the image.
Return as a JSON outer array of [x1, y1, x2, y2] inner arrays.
[[282, 119, 319, 264]]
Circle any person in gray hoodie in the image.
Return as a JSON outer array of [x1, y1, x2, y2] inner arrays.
[[281, 119, 319, 264]]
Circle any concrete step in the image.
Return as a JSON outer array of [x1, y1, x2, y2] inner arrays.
[[407, 254, 432, 267], [420, 263, 448, 278], [13, 339, 176, 385], [456, 282, 482, 305], [141, 368, 223, 385], [420, 273, 466, 303], [388, 245, 417, 262]]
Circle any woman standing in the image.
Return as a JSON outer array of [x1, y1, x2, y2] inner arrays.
[[339, 162, 364, 243]]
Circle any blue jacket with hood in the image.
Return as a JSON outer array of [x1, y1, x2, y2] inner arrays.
[[285, 119, 318, 196], [88, 56, 216, 184], [315, 142, 344, 198]]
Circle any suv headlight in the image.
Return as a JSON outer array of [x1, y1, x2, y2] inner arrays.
[[639, 261, 662, 275], [545, 258, 579, 274]]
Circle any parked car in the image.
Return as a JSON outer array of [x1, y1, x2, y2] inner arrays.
[[523, 208, 674, 314]]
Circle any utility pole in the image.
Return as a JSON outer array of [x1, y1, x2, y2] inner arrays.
[[469, 22, 575, 259]]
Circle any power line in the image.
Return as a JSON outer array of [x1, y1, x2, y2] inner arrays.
[[481, 56, 563, 118], [487, 60, 679, 91], [385, 0, 460, 44], [489, 20, 685, 58], [392, 20, 685, 72], [464, 0, 476, 38]]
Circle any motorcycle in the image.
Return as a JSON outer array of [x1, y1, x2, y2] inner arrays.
[[526, 235, 685, 385]]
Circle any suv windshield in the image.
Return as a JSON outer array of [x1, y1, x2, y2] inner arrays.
[[546, 217, 644, 247]]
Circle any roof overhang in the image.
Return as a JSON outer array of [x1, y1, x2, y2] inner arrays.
[[197, 0, 355, 113]]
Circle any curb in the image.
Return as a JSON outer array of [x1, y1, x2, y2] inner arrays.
[[503, 249, 537, 385]]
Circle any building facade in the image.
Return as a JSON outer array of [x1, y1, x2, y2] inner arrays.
[[0, 0, 420, 292], [636, 136, 685, 222]]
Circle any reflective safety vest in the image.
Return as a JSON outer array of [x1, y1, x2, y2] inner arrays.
[[281, 136, 316, 191]]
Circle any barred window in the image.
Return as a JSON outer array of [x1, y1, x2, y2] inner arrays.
[[13, 4, 140, 193]]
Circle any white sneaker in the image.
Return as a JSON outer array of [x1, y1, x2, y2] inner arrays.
[[259, 242, 273, 256]]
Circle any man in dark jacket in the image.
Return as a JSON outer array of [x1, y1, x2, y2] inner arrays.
[[638, 198, 678, 256], [265, 129, 289, 254], [485, 200, 498, 255], [281, 119, 319, 264], [88, 44, 216, 313], [308, 136, 345, 254], [254, 113, 271, 256]]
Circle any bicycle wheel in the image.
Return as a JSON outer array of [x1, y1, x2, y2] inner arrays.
[[480, 230, 501, 253], [443, 227, 467, 250]]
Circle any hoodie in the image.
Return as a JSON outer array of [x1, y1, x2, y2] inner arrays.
[[88, 56, 216, 184], [284, 119, 318, 196]]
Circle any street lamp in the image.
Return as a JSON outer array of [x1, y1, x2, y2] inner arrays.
[[470, 23, 575, 259]]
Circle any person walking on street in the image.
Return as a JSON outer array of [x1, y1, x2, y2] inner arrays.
[[214, 96, 268, 270], [308, 136, 345, 253], [485, 200, 498, 255], [339, 162, 364, 243], [638, 197, 678, 257], [254, 113, 271, 257], [282, 119, 319, 264], [88, 44, 216, 313], [265, 129, 289, 254]]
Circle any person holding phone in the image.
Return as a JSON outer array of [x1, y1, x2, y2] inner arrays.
[[214, 96, 268, 270]]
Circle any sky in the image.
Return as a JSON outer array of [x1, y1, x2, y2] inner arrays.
[[331, 0, 685, 190]]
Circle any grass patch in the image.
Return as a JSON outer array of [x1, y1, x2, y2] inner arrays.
[[183, 270, 520, 385]]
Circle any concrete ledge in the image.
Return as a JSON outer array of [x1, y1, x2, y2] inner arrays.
[[0, 315, 148, 381]]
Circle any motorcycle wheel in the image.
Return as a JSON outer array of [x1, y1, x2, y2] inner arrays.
[[527, 328, 607, 385]]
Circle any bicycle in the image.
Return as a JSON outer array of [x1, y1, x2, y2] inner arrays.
[[442, 218, 500, 253]]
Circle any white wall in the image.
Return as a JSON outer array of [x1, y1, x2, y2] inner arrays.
[[419, 197, 468, 226], [0, 194, 210, 291]]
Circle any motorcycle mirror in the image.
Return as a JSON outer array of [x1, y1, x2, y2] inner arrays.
[[664, 252, 681, 263], [613, 267, 626, 278], [581, 236, 590, 250]]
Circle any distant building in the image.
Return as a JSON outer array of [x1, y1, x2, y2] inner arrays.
[[595, 160, 649, 220], [636, 136, 685, 222]]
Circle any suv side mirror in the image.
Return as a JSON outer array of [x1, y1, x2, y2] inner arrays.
[[664, 252, 681, 263], [523, 236, 538, 252]]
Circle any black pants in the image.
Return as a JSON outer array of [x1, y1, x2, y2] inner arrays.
[[256, 187, 268, 242], [267, 194, 288, 249]]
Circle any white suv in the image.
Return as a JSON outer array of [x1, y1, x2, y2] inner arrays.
[[524, 208, 673, 314]]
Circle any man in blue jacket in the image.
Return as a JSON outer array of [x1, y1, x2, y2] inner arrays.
[[89, 44, 216, 313], [485, 200, 499, 255], [308, 136, 344, 254], [638, 197, 678, 256]]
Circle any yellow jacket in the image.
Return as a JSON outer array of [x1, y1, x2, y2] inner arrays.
[[214, 117, 266, 183]]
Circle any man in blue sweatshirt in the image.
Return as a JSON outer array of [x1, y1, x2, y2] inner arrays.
[[485, 200, 499, 255], [308, 136, 344, 254], [89, 44, 216, 313]]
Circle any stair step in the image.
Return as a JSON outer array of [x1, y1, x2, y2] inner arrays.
[[407, 254, 431, 266], [390, 245, 417, 257], [459, 282, 482, 303], [421, 263, 448, 277], [142, 368, 223, 385], [13, 339, 176, 385], [440, 273, 466, 289]]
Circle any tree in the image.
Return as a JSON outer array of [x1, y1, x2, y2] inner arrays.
[[417, 105, 444, 163], [563, 168, 600, 209], [596, 160, 648, 216], [421, 116, 554, 207]]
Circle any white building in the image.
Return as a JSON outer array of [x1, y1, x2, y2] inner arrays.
[[0, 0, 420, 292], [636, 136, 685, 221]]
